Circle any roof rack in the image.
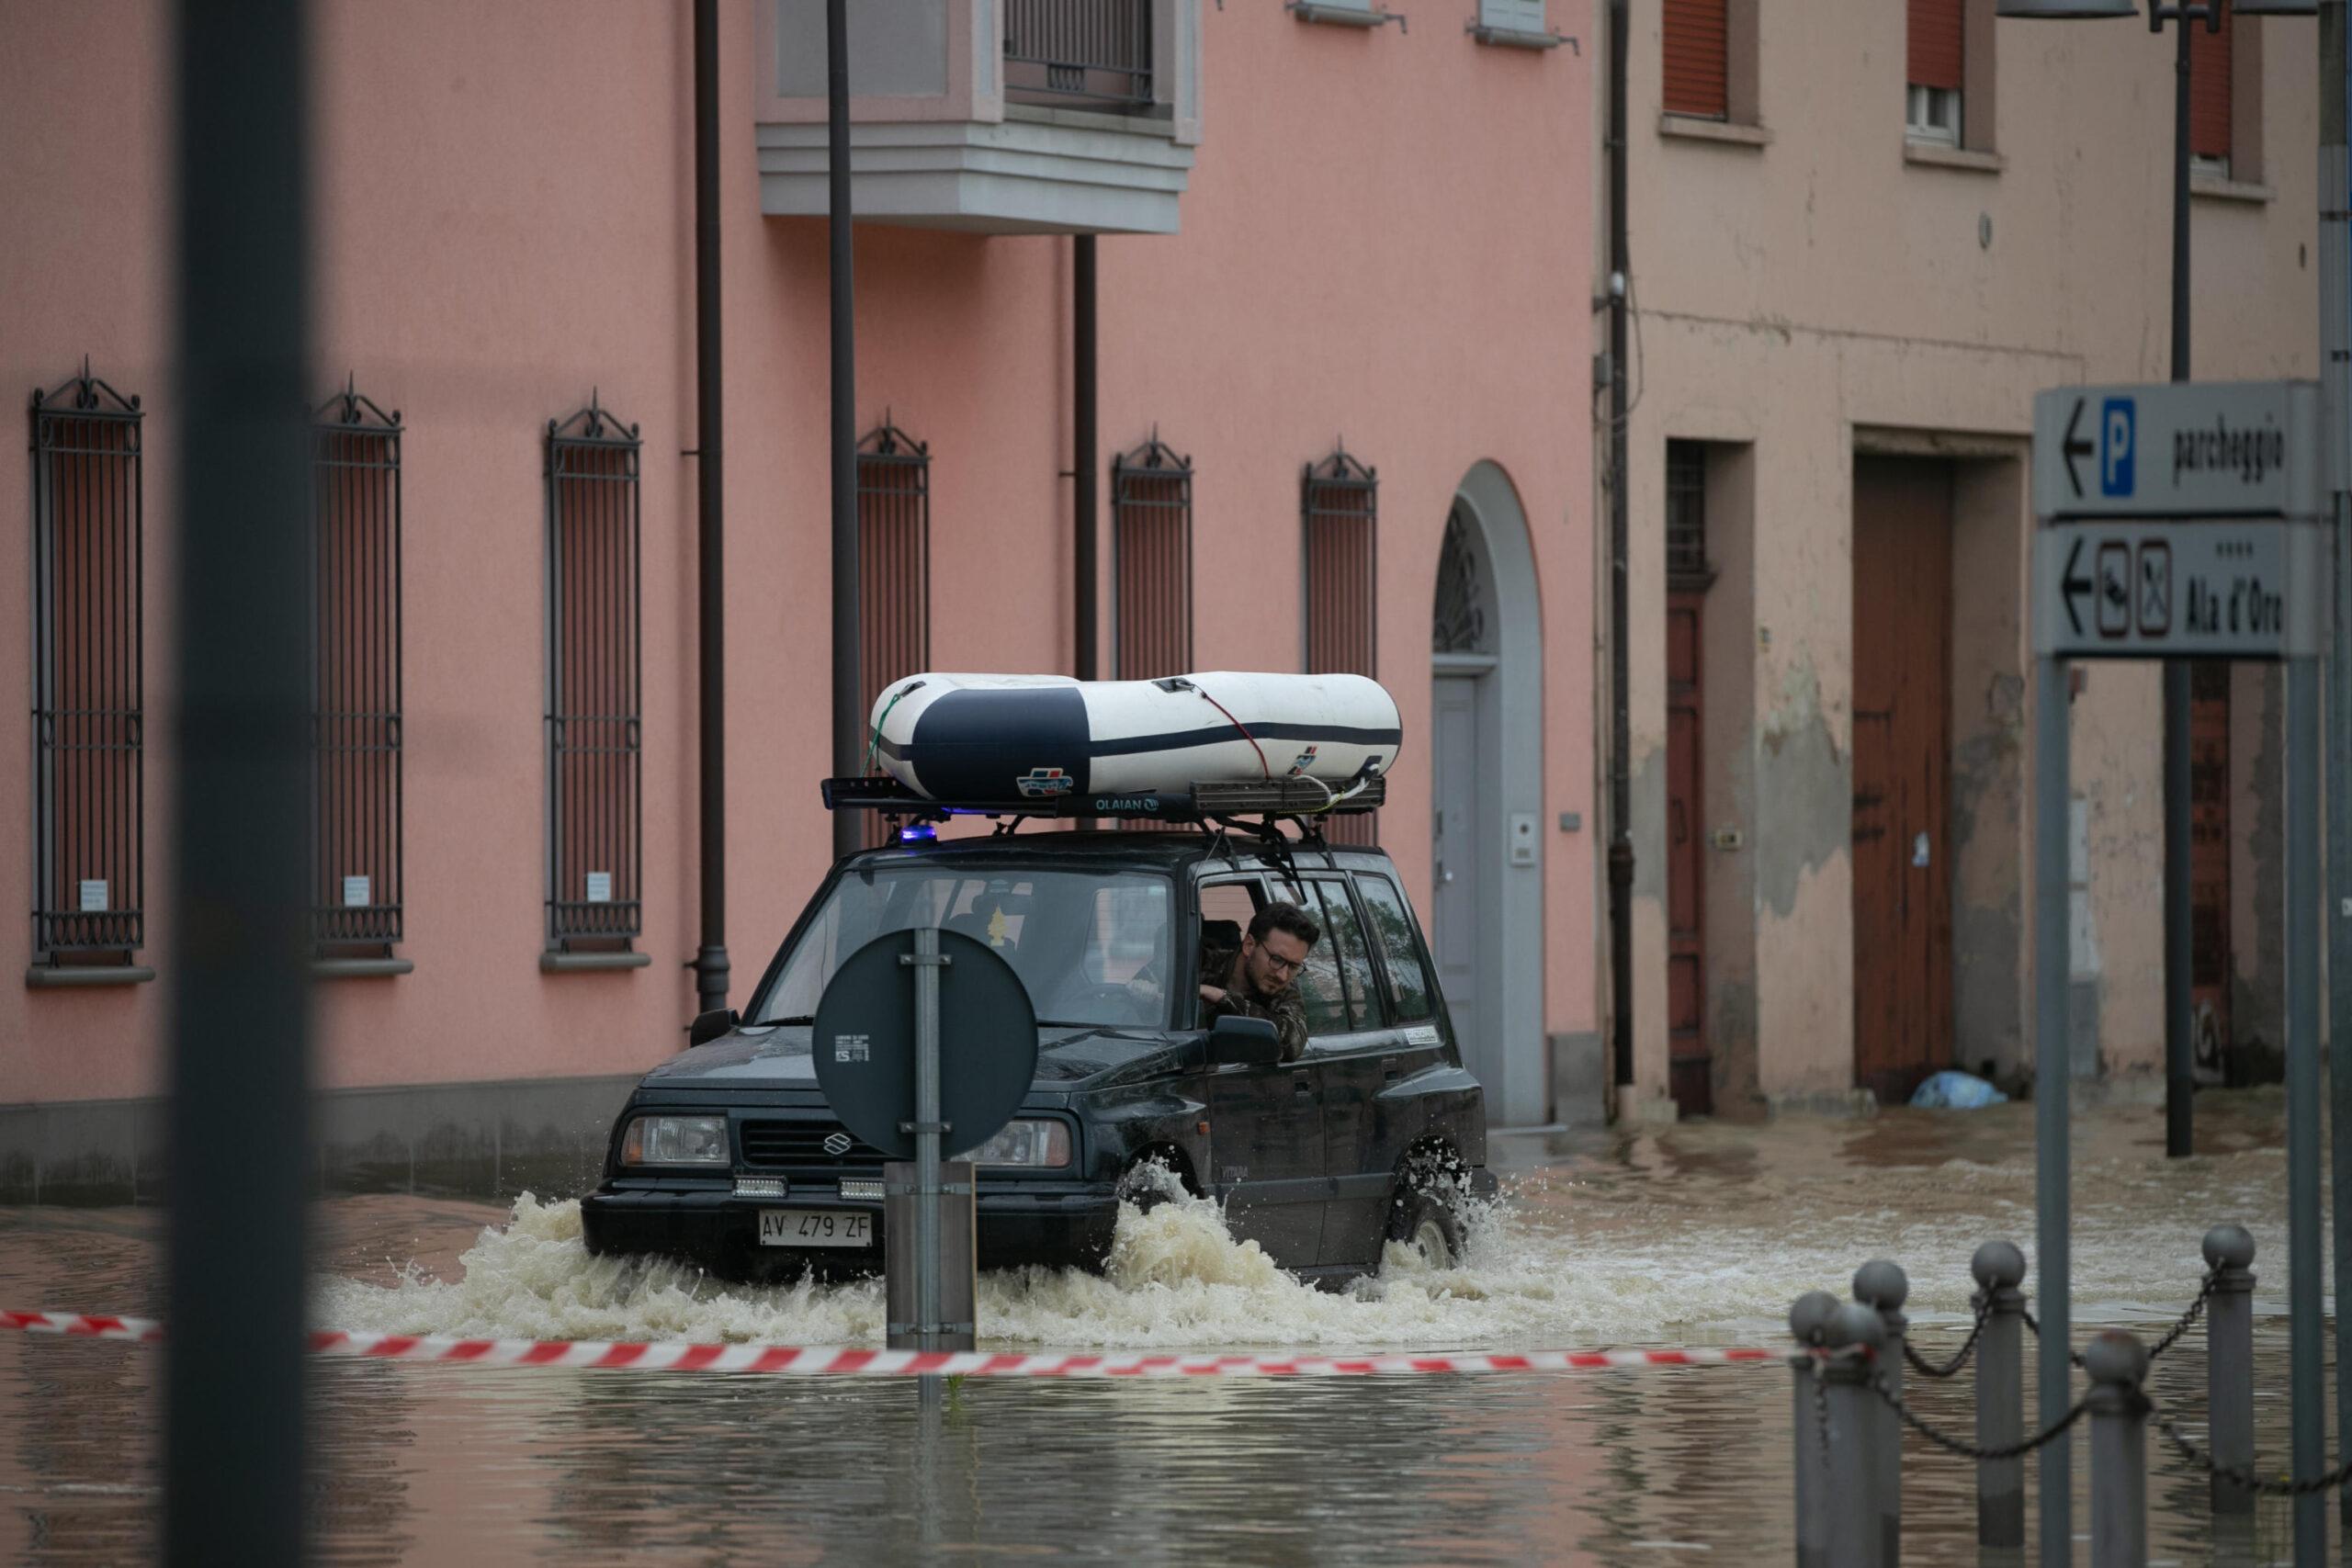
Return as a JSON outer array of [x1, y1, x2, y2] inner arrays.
[[820, 773, 1385, 824]]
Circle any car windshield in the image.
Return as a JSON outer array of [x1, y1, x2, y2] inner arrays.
[[752, 866, 1176, 1032]]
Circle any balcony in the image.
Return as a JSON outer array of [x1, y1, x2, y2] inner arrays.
[[756, 0, 1200, 236]]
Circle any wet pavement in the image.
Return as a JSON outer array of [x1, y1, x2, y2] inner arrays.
[[0, 1088, 2337, 1564]]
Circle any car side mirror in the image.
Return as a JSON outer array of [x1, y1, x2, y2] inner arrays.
[[687, 1007, 739, 1047], [1205, 1014, 1283, 1066]]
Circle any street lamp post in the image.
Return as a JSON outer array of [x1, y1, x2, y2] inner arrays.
[[1992, 6, 2315, 1562]]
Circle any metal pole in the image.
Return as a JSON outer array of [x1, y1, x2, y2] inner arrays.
[[1853, 1262, 1908, 1566], [167, 0, 311, 1562], [2314, 0, 2352, 1542], [2285, 654, 2326, 1563], [1074, 235, 1098, 683], [1823, 1303, 1887, 1568], [827, 0, 861, 860], [1970, 1241, 2027, 1551], [2083, 1331, 2149, 1568], [913, 925, 943, 1351], [1789, 1290, 1838, 1568], [692, 0, 730, 1019], [2033, 652, 2075, 1566], [1605, 0, 1635, 1091], [2200, 1224, 2256, 1517], [2163, 6, 2196, 1161]]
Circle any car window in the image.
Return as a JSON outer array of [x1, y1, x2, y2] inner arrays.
[[755, 867, 1174, 1030], [1272, 878, 1382, 1036], [1355, 874, 1435, 1023]]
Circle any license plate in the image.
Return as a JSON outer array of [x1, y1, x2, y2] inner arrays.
[[758, 1209, 873, 1249]]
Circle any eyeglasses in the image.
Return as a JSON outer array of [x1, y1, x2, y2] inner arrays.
[[1257, 950, 1306, 976]]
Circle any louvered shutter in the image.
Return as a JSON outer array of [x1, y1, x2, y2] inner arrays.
[[2189, 4, 2233, 162], [1663, 0, 1729, 120], [1907, 0, 1963, 92], [1481, 0, 1546, 34]]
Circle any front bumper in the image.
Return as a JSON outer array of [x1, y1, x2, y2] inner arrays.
[[580, 1179, 1122, 1279]]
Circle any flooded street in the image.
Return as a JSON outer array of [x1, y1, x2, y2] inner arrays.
[[0, 1089, 2336, 1564]]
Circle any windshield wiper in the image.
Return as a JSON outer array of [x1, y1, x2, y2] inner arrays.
[[763, 1015, 814, 1025]]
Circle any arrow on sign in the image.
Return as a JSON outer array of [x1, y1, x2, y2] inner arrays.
[[2060, 536, 2094, 636], [2062, 398, 2093, 499]]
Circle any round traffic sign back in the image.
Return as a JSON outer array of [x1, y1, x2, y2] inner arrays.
[[811, 929, 1039, 1161]]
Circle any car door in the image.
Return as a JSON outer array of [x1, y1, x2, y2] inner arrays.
[[1196, 875, 1326, 1269], [1350, 871, 1453, 1234], [1277, 874, 1398, 1269]]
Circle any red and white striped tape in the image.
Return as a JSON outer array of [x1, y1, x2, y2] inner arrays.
[[2, 1309, 1775, 1378]]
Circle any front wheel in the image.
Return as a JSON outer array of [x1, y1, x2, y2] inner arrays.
[[1384, 1187, 1464, 1270]]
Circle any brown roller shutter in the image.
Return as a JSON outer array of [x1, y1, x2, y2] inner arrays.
[[2189, 3, 2232, 162], [1664, 0, 1729, 120], [1908, 0, 1963, 92]]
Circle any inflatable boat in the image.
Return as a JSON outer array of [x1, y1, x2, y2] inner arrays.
[[864, 671, 1401, 809]]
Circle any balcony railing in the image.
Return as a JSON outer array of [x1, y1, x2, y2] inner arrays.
[[1003, 0, 1153, 113]]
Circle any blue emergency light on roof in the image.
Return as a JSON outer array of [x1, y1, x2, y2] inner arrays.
[[898, 823, 937, 843]]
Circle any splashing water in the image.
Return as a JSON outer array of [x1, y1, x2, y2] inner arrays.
[[313, 1100, 2315, 1355]]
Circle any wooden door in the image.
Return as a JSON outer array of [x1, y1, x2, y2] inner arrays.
[[1667, 591, 1712, 1116], [1851, 459, 1954, 1105], [2188, 662, 2232, 1079]]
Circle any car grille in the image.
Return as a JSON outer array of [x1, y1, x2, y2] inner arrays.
[[739, 1120, 888, 1169]]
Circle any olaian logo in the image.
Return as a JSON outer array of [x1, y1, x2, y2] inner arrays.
[[822, 1132, 854, 1157]]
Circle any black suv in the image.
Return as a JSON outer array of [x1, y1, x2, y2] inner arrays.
[[580, 828, 1492, 1285]]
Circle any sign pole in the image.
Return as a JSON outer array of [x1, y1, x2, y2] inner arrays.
[[911, 924, 944, 1353], [2032, 652, 2075, 1568], [2317, 0, 2352, 1542], [2286, 660, 2327, 1562]]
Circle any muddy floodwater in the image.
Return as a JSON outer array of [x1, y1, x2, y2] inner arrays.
[[0, 1089, 2337, 1564]]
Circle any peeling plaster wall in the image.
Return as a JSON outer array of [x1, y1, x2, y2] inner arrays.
[[1608, 0, 2316, 1104]]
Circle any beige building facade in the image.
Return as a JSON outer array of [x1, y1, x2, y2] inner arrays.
[[1603, 0, 2318, 1118]]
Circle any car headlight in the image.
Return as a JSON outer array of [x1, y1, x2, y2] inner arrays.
[[955, 1119, 1071, 1168], [621, 1114, 729, 1166]]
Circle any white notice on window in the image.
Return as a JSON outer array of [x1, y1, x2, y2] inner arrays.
[[78, 879, 108, 914], [342, 874, 371, 908], [584, 871, 613, 904]]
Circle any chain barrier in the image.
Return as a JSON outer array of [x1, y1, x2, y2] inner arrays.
[[1903, 1298, 1992, 1381], [1868, 1369, 2088, 1462], [2147, 1399, 2352, 1498], [2019, 1267, 2216, 1371]]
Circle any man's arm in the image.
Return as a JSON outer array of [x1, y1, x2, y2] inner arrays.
[[1271, 987, 1309, 1063]]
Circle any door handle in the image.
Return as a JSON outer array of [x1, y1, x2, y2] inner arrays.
[[1382, 1055, 1401, 1081], [1293, 1072, 1312, 1097]]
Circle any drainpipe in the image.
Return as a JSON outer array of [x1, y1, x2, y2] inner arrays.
[[1605, 0, 1635, 1093], [691, 0, 730, 1018], [827, 0, 862, 860], [1076, 236, 1099, 682]]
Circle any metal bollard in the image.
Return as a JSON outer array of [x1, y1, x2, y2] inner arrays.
[[2201, 1224, 2256, 1517], [1970, 1240, 2028, 1550], [2084, 1329, 2150, 1568], [1821, 1301, 1888, 1568], [1791, 1290, 1840, 1568], [1852, 1260, 1908, 1567]]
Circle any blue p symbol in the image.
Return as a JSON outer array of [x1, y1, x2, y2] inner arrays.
[[2100, 398, 2134, 496]]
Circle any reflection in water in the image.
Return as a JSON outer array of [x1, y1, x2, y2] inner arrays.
[[0, 1089, 2337, 1563]]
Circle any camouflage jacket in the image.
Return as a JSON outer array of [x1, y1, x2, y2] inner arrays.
[[1197, 941, 1308, 1063]]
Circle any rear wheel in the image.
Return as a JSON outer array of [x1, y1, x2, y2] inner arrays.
[[1384, 1186, 1464, 1270]]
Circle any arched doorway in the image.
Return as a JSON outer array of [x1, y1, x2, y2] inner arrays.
[[1429, 463, 1545, 1126]]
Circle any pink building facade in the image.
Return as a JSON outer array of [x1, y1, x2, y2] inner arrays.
[[1, 0, 1598, 1194]]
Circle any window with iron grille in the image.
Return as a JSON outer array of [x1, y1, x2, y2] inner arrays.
[[312, 381, 403, 959], [29, 364, 144, 968], [1667, 440, 1712, 584], [1303, 446, 1378, 847], [1114, 434, 1193, 681], [859, 421, 931, 849], [1002, 0, 1154, 113], [545, 397, 642, 953]]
